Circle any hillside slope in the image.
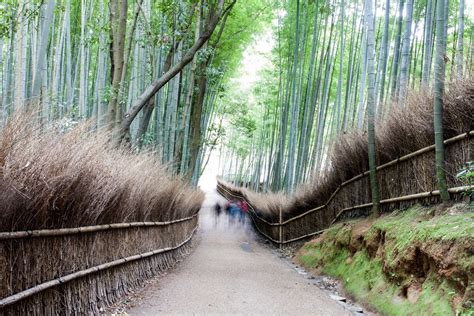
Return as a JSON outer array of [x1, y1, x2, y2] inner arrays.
[[296, 204, 474, 315]]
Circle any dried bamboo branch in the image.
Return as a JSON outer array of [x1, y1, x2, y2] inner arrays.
[[281, 229, 327, 244]]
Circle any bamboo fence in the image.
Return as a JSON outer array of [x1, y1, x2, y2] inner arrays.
[[217, 131, 473, 244], [0, 214, 199, 314], [0, 215, 197, 240]]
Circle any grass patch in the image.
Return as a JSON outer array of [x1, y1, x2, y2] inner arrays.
[[371, 206, 474, 270], [371, 206, 473, 250]]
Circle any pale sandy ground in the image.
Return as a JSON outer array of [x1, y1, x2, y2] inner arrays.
[[128, 189, 352, 315]]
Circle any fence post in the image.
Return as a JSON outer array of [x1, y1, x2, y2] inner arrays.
[[279, 209, 283, 248]]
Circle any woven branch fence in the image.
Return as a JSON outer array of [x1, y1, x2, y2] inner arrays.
[[0, 214, 199, 314], [217, 131, 473, 245]]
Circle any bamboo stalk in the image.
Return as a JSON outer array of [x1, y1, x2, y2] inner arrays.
[[281, 204, 326, 225], [0, 214, 198, 240], [0, 226, 198, 308], [281, 228, 326, 244]]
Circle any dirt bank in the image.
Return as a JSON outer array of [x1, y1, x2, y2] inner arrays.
[[296, 204, 474, 315]]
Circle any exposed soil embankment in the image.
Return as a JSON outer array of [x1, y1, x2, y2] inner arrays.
[[296, 204, 474, 315]]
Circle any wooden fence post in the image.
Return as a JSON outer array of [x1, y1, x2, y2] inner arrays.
[[279, 209, 283, 248]]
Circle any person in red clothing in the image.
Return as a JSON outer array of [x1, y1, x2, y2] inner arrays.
[[236, 200, 248, 223], [240, 200, 249, 214]]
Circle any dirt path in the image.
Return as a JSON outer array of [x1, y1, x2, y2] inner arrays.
[[128, 190, 351, 315]]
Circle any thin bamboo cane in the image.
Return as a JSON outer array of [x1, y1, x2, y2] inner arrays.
[[281, 204, 327, 225], [0, 226, 198, 308], [281, 228, 327, 244], [331, 184, 474, 223], [0, 214, 198, 240]]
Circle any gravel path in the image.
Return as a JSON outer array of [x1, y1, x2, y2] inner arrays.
[[128, 190, 351, 315]]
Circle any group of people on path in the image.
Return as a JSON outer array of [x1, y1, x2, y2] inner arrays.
[[214, 199, 249, 223]]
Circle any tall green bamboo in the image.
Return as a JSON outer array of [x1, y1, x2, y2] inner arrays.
[[398, 0, 413, 104], [455, 0, 465, 77], [421, 0, 434, 85], [390, 0, 405, 101], [365, 0, 380, 216], [433, 0, 450, 202]]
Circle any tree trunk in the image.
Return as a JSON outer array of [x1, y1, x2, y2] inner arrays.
[[421, 0, 434, 85], [376, 0, 390, 114], [366, 0, 380, 216], [31, 0, 55, 102], [455, 0, 464, 77], [433, 0, 450, 202], [135, 25, 181, 147], [398, 0, 413, 104], [186, 61, 208, 181], [78, 0, 88, 117], [357, 19, 367, 129], [107, 0, 128, 128], [335, 0, 345, 131], [14, 0, 26, 109], [116, 0, 230, 145], [284, 0, 301, 191], [390, 0, 405, 101]]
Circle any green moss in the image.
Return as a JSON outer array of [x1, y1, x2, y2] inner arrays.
[[300, 246, 457, 315], [372, 206, 474, 271], [334, 224, 353, 247], [296, 205, 474, 316], [299, 248, 322, 267], [372, 206, 474, 254], [323, 223, 345, 241]]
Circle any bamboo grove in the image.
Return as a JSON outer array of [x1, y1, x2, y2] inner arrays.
[[218, 0, 473, 194], [0, 0, 272, 185]]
